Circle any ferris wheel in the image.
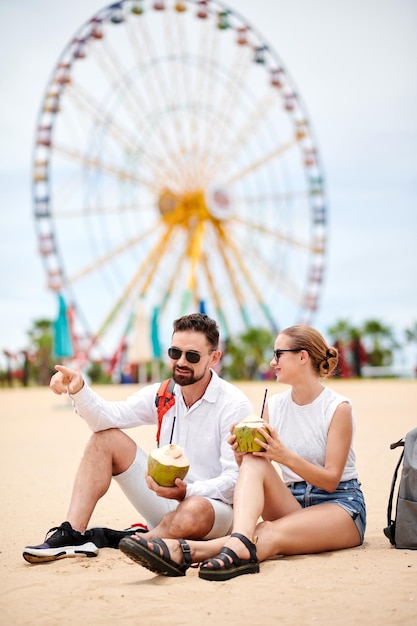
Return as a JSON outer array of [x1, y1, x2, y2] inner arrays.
[[32, 0, 327, 364]]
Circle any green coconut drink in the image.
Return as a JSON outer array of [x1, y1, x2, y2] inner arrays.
[[234, 413, 268, 452], [148, 444, 190, 487]]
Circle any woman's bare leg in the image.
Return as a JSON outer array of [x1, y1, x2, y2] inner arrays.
[[196, 453, 300, 566], [255, 503, 361, 560], [161, 502, 361, 566]]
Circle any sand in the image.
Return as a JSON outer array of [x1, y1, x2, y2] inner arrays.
[[1, 379, 416, 625]]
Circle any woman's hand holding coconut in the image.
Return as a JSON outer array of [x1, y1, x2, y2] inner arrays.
[[232, 413, 271, 453], [232, 413, 294, 468], [227, 424, 246, 467], [252, 423, 292, 466]]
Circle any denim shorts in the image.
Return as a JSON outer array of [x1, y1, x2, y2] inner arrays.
[[288, 478, 366, 543]]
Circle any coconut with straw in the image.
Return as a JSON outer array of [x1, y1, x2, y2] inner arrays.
[[234, 389, 269, 452]]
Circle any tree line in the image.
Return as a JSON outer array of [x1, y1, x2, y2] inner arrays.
[[1, 318, 416, 387]]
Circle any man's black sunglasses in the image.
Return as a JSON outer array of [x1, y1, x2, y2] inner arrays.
[[273, 348, 304, 361], [168, 347, 213, 364]]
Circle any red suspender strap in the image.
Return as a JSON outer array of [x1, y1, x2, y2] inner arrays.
[[155, 378, 176, 445]]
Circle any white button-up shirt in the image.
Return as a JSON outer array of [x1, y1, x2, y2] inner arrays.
[[70, 370, 253, 504]]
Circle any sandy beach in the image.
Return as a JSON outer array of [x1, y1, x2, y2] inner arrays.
[[1, 379, 416, 625]]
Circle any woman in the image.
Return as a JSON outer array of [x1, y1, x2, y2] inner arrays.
[[119, 325, 366, 580]]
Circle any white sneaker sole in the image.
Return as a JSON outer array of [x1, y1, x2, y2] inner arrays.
[[22, 541, 98, 564]]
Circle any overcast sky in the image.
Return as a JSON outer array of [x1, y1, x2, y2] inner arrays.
[[1, 0, 416, 368]]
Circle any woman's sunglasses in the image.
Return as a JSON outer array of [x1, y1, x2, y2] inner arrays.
[[273, 348, 303, 361]]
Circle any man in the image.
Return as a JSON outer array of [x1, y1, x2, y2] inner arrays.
[[23, 313, 253, 563]]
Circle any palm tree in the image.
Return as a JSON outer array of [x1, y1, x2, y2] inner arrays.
[[27, 319, 55, 385], [360, 319, 398, 367], [327, 319, 359, 345], [327, 319, 361, 376], [223, 327, 275, 380]]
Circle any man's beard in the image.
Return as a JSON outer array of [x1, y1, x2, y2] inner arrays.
[[172, 366, 205, 387]]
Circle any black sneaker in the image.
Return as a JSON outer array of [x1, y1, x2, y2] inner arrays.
[[23, 521, 99, 564], [89, 523, 149, 549]]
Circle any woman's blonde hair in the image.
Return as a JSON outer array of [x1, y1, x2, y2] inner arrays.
[[280, 325, 338, 378]]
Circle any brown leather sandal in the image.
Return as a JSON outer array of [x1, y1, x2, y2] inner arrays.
[[119, 536, 191, 577]]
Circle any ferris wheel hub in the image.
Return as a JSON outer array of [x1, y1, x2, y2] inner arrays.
[[157, 184, 233, 226]]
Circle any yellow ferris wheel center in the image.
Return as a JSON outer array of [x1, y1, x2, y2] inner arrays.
[[158, 188, 215, 227]]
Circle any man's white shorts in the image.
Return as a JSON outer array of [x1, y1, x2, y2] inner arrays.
[[114, 446, 233, 539]]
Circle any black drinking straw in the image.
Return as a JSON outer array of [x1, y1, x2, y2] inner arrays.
[[260, 388, 268, 419]]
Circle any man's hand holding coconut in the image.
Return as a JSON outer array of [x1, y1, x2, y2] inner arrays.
[[146, 444, 190, 501]]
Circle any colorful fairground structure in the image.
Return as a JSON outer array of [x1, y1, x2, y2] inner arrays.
[[32, 0, 327, 379]]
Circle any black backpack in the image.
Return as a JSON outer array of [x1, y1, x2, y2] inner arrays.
[[384, 426, 417, 549]]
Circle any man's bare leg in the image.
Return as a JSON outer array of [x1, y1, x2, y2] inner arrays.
[[66, 429, 137, 532], [145, 496, 215, 540]]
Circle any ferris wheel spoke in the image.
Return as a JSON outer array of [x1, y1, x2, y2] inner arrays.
[[124, 11, 207, 189], [254, 255, 317, 310], [92, 222, 178, 343], [189, 15, 225, 176], [123, 17, 188, 178], [67, 224, 158, 284], [225, 139, 296, 185], [157, 249, 189, 315], [197, 49, 254, 184], [138, 225, 182, 295], [47, 167, 90, 212], [87, 37, 185, 187], [233, 190, 307, 205], [88, 42, 148, 129], [52, 142, 158, 191], [184, 222, 206, 292], [162, 13, 198, 177], [211, 228, 252, 328], [53, 201, 155, 219], [139, 228, 200, 318], [216, 222, 277, 329], [93, 272, 142, 343], [175, 15, 212, 186], [166, 223, 208, 315], [124, 15, 167, 109], [65, 84, 139, 153], [244, 227, 320, 305], [64, 83, 176, 183], [228, 229, 306, 310], [201, 251, 230, 336], [156, 11, 231, 192], [205, 89, 282, 183], [231, 216, 313, 251], [240, 232, 321, 308], [89, 34, 162, 134]]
